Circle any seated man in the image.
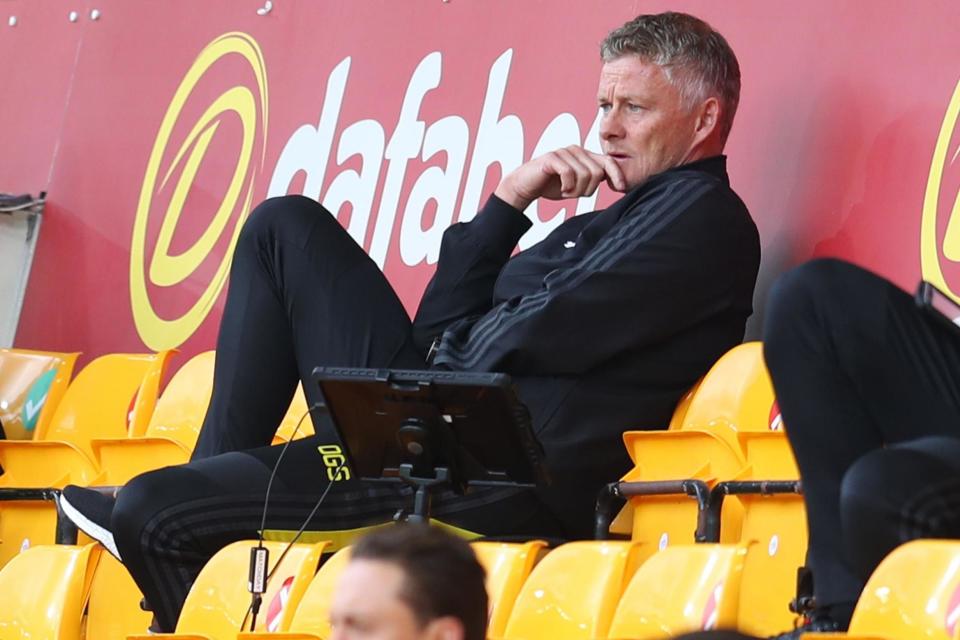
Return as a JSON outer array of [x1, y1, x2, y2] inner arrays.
[[330, 525, 488, 640], [60, 11, 759, 632], [763, 258, 960, 638]]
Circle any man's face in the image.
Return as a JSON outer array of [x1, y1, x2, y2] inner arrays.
[[597, 55, 701, 190], [330, 559, 460, 640]]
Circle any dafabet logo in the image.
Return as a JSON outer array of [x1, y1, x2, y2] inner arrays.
[[922, 79, 960, 301], [130, 33, 268, 350]]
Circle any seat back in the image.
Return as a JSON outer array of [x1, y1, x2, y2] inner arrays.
[[175, 539, 326, 635], [0, 542, 101, 640], [285, 546, 354, 636], [273, 385, 316, 444], [90, 351, 216, 484], [680, 342, 777, 452], [848, 540, 960, 640], [732, 432, 807, 636], [607, 544, 748, 639], [85, 553, 153, 638], [472, 540, 547, 637], [620, 430, 746, 553], [501, 541, 643, 640], [41, 351, 174, 453], [667, 379, 702, 431], [0, 348, 78, 440], [139, 350, 216, 444]]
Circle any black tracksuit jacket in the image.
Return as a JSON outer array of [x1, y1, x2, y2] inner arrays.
[[412, 155, 760, 535]]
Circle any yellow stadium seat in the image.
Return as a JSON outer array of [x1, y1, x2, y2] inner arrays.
[[616, 429, 746, 555], [729, 432, 806, 636], [680, 341, 777, 450], [0, 542, 101, 640], [0, 350, 175, 486], [90, 351, 216, 485], [667, 379, 702, 431], [611, 431, 804, 637], [607, 543, 749, 638], [129, 539, 327, 639], [495, 541, 644, 640], [86, 553, 153, 638], [239, 545, 353, 640], [0, 348, 79, 440], [273, 385, 316, 445], [472, 540, 547, 638], [0, 351, 174, 568], [799, 540, 960, 640]]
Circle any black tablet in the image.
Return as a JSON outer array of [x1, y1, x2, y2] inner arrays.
[[311, 367, 549, 490]]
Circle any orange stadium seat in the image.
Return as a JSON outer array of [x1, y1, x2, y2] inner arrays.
[[0, 350, 174, 486], [799, 540, 960, 640], [129, 539, 327, 639], [473, 540, 548, 638], [607, 543, 748, 638], [605, 433, 805, 638], [239, 545, 352, 640], [727, 432, 806, 635], [679, 341, 777, 448], [0, 542, 101, 640], [602, 342, 782, 552], [0, 351, 173, 568], [0, 348, 79, 440], [494, 541, 644, 640], [90, 350, 216, 485], [667, 379, 702, 431], [617, 428, 746, 550], [86, 553, 153, 638]]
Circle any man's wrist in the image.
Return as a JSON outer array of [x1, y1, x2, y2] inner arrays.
[[493, 182, 533, 211]]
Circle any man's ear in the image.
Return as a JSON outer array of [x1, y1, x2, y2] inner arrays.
[[422, 616, 466, 640], [692, 96, 721, 146]]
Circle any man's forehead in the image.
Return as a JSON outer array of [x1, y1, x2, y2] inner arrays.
[[597, 56, 668, 92]]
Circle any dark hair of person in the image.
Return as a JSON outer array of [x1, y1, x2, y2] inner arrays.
[[350, 525, 488, 640]]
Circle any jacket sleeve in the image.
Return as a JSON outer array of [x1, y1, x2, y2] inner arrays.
[[411, 195, 532, 355], [430, 176, 755, 374]]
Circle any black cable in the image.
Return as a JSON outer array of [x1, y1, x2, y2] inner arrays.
[[244, 457, 347, 631], [245, 401, 324, 632]]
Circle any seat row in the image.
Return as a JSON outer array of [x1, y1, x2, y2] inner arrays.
[[0, 342, 802, 633], [0, 348, 314, 567]]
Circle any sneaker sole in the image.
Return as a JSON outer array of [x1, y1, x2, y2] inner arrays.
[[59, 492, 122, 561]]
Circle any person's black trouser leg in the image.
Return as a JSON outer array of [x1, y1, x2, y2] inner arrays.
[[119, 195, 558, 631], [841, 435, 960, 581], [192, 195, 426, 458], [763, 258, 960, 613], [113, 441, 556, 632]]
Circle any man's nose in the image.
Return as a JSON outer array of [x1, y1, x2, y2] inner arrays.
[[600, 110, 623, 140]]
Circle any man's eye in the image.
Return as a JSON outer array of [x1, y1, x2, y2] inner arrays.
[[598, 103, 612, 113], [627, 103, 644, 112]]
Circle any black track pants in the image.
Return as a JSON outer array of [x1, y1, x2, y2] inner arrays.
[[114, 196, 560, 632], [763, 258, 960, 608]]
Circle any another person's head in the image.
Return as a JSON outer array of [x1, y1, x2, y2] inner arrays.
[[330, 525, 488, 640], [598, 11, 741, 189]]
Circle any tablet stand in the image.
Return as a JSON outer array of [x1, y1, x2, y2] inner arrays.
[[313, 367, 549, 523]]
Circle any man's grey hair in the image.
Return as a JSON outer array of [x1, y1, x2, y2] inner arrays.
[[600, 12, 741, 143]]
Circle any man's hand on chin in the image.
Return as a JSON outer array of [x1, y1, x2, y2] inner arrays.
[[494, 145, 628, 211]]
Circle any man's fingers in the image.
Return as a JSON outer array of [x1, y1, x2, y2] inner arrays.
[[542, 152, 578, 196], [594, 153, 627, 192], [553, 147, 594, 197]]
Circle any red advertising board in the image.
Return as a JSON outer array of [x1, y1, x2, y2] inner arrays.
[[1, 0, 960, 363]]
